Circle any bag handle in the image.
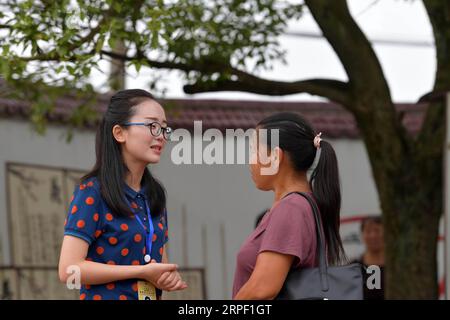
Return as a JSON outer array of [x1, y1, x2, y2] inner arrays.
[[283, 191, 330, 292]]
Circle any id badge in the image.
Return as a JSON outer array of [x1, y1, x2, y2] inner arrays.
[[138, 281, 157, 300]]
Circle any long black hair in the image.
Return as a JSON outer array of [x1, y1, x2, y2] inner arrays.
[[82, 89, 166, 218], [257, 112, 346, 265]]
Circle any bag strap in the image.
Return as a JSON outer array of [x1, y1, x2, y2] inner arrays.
[[283, 191, 330, 292]]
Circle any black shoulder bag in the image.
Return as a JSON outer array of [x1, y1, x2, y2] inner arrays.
[[276, 192, 364, 300]]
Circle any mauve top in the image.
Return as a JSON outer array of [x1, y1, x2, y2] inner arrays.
[[232, 192, 319, 298]]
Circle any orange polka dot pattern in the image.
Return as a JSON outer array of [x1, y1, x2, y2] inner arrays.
[[64, 177, 169, 300]]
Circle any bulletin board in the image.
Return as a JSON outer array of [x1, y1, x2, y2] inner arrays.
[[2, 163, 84, 299]]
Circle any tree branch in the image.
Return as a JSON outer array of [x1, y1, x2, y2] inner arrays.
[[184, 77, 351, 106], [101, 50, 239, 75], [19, 46, 350, 105], [99, 50, 350, 105]]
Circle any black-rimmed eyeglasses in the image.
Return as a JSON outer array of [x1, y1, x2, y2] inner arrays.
[[123, 122, 173, 140]]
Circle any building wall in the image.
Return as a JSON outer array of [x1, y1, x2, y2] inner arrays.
[[0, 118, 382, 299]]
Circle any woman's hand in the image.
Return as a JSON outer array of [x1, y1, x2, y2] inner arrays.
[[151, 259, 188, 291], [156, 270, 188, 291], [139, 261, 180, 287]]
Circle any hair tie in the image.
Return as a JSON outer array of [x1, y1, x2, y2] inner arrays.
[[314, 132, 322, 149]]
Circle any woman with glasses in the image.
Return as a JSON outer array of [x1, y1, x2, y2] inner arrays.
[[58, 89, 186, 300]]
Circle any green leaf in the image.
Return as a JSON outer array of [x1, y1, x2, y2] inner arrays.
[[150, 30, 159, 49], [95, 36, 105, 52], [113, 2, 122, 13], [108, 36, 116, 49], [2, 44, 10, 55], [55, 65, 65, 73], [67, 65, 76, 75], [134, 60, 142, 72], [82, 65, 91, 76]]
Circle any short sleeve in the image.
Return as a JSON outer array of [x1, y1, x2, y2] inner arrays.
[[258, 196, 315, 267], [64, 182, 102, 245]]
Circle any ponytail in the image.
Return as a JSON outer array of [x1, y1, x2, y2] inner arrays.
[[310, 140, 347, 265]]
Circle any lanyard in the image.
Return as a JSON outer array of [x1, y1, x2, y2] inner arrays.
[[126, 197, 154, 264]]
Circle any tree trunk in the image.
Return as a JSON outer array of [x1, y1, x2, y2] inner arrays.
[[351, 95, 442, 298], [109, 40, 127, 91], [383, 185, 441, 299], [305, 0, 448, 298], [379, 151, 442, 299]]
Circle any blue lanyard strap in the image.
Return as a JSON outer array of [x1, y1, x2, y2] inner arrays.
[[125, 198, 154, 261]]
